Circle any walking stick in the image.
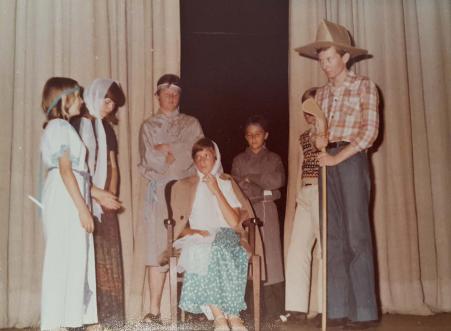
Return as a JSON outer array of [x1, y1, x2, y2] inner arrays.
[[321, 161, 327, 331], [302, 98, 328, 331]]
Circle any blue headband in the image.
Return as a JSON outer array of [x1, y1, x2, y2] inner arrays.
[[46, 86, 80, 115]]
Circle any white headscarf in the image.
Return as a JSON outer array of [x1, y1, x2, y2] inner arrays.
[[195, 140, 222, 179], [83, 78, 115, 219]]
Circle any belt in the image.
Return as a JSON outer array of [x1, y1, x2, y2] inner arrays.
[[48, 167, 91, 202], [327, 141, 350, 149], [301, 178, 318, 187]]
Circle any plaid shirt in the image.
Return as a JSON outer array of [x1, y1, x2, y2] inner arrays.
[[315, 71, 379, 151]]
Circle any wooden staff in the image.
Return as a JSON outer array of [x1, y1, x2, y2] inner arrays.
[[321, 161, 327, 331]]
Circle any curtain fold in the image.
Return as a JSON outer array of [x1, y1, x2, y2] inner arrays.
[[286, 0, 450, 315], [0, 0, 180, 327], [0, 0, 16, 327]]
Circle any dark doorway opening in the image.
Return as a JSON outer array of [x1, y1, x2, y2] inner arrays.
[[180, 0, 289, 174], [180, 0, 290, 317]]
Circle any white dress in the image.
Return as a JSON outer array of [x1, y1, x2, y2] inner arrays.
[[40, 119, 97, 330]]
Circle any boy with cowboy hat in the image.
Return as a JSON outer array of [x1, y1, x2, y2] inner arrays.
[[296, 20, 379, 329]]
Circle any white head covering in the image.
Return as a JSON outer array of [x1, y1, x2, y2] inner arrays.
[[195, 140, 222, 179], [83, 78, 115, 219]]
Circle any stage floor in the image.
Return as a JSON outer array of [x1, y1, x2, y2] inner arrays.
[[2, 313, 451, 331], [264, 313, 451, 330]]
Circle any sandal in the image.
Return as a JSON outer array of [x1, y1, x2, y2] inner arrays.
[[142, 312, 163, 325], [214, 315, 230, 331], [228, 316, 248, 331]]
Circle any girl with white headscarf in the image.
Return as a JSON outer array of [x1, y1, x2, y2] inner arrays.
[[171, 138, 250, 331], [72, 78, 126, 328]]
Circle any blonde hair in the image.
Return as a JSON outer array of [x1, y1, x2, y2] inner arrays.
[[41, 77, 80, 125]]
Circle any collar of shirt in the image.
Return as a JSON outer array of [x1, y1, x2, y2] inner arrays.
[[245, 146, 267, 157], [326, 70, 356, 92]]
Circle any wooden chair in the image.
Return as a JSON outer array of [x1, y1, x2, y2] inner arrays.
[[163, 180, 263, 331]]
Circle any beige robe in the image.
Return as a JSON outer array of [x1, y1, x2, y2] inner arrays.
[[138, 110, 203, 265]]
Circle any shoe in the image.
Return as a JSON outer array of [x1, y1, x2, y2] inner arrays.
[[228, 315, 248, 331], [279, 311, 307, 323], [307, 313, 322, 325], [341, 320, 379, 330], [142, 312, 163, 325], [85, 324, 103, 331], [214, 315, 230, 331], [313, 316, 347, 328]]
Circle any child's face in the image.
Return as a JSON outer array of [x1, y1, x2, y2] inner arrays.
[[304, 113, 316, 126], [67, 91, 84, 118], [158, 87, 180, 113], [194, 148, 216, 175], [99, 97, 116, 118], [245, 124, 268, 153]]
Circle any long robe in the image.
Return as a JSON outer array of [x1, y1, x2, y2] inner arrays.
[[232, 147, 285, 285], [138, 109, 203, 265], [72, 117, 125, 326], [40, 119, 97, 330]]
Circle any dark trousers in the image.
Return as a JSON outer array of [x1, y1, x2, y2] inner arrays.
[[319, 148, 378, 322]]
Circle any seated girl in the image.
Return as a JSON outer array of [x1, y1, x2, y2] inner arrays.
[[170, 138, 251, 331]]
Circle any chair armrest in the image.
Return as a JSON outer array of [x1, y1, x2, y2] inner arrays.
[[242, 217, 263, 256], [164, 218, 176, 228], [164, 217, 176, 250], [157, 218, 179, 266], [242, 217, 263, 228]]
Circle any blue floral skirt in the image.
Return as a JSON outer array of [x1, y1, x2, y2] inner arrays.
[[179, 227, 248, 317]]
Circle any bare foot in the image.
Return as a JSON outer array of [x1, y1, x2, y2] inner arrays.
[[214, 315, 230, 331], [228, 315, 247, 331]]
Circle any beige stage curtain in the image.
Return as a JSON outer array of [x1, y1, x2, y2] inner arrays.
[[286, 0, 451, 315], [0, 0, 180, 327]]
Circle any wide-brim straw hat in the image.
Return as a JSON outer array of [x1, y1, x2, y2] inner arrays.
[[302, 98, 326, 122], [302, 98, 327, 136], [295, 20, 367, 60]]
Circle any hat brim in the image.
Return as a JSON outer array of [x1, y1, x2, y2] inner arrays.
[[295, 41, 367, 60], [302, 98, 326, 122]]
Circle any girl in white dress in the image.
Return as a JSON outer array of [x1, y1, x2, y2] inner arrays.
[[39, 77, 120, 331]]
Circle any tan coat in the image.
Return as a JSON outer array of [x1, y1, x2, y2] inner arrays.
[[165, 173, 266, 280]]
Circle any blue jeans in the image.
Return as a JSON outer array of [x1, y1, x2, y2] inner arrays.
[[320, 148, 378, 322]]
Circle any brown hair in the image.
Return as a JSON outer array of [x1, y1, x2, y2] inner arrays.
[[156, 74, 181, 96], [41, 77, 80, 126], [104, 81, 126, 125], [192, 137, 215, 160], [245, 114, 269, 133]]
